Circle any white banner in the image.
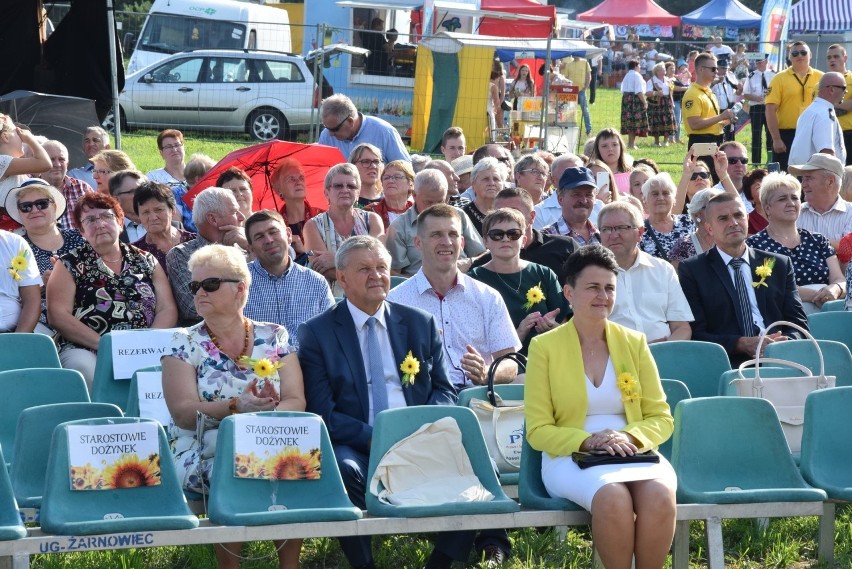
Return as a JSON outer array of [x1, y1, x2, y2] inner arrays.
[[136, 371, 171, 427], [233, 415, 322, 480], [111, 329, 177, 380], [67, 422, 161, 490]]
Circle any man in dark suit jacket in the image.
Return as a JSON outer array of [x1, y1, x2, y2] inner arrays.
[[678, 193, 807, 366], [298, 235, 460, 569]]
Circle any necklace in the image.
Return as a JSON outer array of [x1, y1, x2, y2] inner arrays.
[[495, 270, 523, 293], [208, 318, 250, 360], [768, 227, 799, 248]]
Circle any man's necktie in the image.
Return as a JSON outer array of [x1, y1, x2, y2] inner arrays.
[[761, 72, 768, 92], [729, 258, 758, 336], [366, 317, 388, 417]]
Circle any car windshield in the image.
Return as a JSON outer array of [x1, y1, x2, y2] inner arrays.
[[139, 14, 246, 54]]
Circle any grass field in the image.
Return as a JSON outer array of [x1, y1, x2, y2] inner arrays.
[[53, 89, 851, 569]]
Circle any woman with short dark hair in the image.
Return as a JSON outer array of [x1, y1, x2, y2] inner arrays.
[[132, 180, 195, 274]]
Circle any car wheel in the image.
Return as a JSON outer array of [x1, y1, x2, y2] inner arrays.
[[101, 107, 127, 132], [248, 108, 288, 141]]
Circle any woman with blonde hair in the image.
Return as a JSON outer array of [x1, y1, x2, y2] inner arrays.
[[364, 160, 414, 228], [91, 149, 136, 194], [0, 115, 51, 231]]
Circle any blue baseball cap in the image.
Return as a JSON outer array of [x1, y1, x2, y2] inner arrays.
[[558, 167, 597, 192]]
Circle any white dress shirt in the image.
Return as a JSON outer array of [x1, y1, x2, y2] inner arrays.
[[609, 250, 694, 342], [789, 97, 847, 166]]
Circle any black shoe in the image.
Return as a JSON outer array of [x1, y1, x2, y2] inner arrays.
[[481, 545, 506, 568], [424, 549, 453, 569]]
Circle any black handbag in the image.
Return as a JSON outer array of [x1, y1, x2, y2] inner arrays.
[[571, 450, 660, 470]]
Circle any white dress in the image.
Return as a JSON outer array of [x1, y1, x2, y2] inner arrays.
[[541, 358, 677, 511]]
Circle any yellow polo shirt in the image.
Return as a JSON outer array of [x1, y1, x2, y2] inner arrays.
[[840, 70, 852, 131], [682, 83, 722, 136], [765, 66, 824, 129], [560, 58, 590, 89]]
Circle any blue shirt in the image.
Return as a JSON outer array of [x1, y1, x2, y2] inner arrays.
[[243, 260, 335, 350], [67, 163, 95, 189], [318, 113, 411, 163]]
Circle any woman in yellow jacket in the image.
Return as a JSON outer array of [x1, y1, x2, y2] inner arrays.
[[525, 245, 676, 569]]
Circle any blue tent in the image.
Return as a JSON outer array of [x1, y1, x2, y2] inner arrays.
[[681, 0, 761, 28]]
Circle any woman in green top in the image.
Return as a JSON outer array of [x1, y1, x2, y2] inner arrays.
[[469, 208, 566, 354]]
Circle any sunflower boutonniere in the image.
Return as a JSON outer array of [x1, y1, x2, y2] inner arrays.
[[522, 282, 546, 311], [752, 258, 775, 288], [617, 371, 640, 404], [7, 248, 29, 282], [399, 351, 420, 386]]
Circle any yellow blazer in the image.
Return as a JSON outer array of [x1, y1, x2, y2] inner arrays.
[[525, 319, 673, 458]]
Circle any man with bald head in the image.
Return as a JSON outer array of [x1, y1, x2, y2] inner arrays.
[[789, 72, 848, 166], [39, 140, 94, 230], [422, 159, 464, 206], [386, 170, 484, 277]]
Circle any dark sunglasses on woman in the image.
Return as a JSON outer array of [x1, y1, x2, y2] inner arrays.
[[189, 278, 240, 295], [690, 171, 711, 181], [17, 199, 54, 213], [487, 228, 524, 241]]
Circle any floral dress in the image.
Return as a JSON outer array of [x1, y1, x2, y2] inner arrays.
[[24, 228, 85, 326], [639, 215, 694, 261], [57, 242, 157, 353], [166, 321, 290, 493]]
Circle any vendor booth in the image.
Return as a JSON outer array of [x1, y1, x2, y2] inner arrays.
[[412, 32, 603, 153], [577, 0, 681, 27], [681, 0, 760, 28], [789, 0, 852, 33]]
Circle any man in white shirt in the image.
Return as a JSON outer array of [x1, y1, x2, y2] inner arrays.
[[789, 73, 848, 166], [711, 56, 739, 142], [742, 54, 776, 163], [599, 201, 693, 343], [789, 153, 852, 249], [709, 37, 734, 59]]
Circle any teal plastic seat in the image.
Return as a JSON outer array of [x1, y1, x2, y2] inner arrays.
[[765, 339, 852, 388], [91, 333, 132, 411], [800, 387, 852, 501], [366, 406, 519, 518], [0, 368, 90, 465], [517, 436, 584, 511], [207, 411, 362, 525], [0, 333, 61, 372], [649, 341, 731, 399], [10, 402, 123, 511], [40, 417, 199, 535], [671, 397, 826, 504], [658, 379, 690, 460], [806, 312, 852, 354], [0, 447, 26, 540], [390, 276, 406, 289], [456, 384, 524, 486], [718, 366, 806, 397], [820, 299, 845, 312]]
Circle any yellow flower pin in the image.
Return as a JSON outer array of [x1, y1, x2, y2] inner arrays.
[[752, 258, 775, 288], [399, 351, 420, 386], [239, 356, 283, 378], [522, 283, 546, 311], [616, 371, 640, 404], [7, 248, 28, 282]]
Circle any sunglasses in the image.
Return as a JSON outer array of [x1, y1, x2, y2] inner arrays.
[[790, 50, 808, 57], [325, 115, 351, 133], [17, 198, 54, 213], [486, 228, 523, 241], [727, 157, 749, 165], [188, 277, 240, 295], [690, 171, 711, 181], [701, 66, 718, 73]]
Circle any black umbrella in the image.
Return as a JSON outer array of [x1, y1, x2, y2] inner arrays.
[[0, 90, 100, 169]]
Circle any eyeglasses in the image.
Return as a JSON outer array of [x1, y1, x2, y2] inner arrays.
[[356, 159, 382, 168], [790, 50, 809, 57], [701, 66, 718, 73], [381, 174, 408, 182], [92, 169, 113, 176], [113, 190, 136, 198], [80, 212, 118, 227], [690, 171, 711, 181], [727, 157, 749, 165], [600, 225, 637, 235], [827, 85, 848, 93], [520, 169, 547, 177], [329, 183, 358, 191], [188, 277, 241, 295], [17, 198, 54, 213], [161, 143, 183, 151], [486, 228, 523, 241], [325, 115, 351, 133]]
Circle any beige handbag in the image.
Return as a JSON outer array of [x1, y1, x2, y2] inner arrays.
[[731, 321, 835, 452], [469, 353, 526, 473]]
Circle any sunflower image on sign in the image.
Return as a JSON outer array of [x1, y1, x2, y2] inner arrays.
[[67, 423, 162, 491], [233, 415, 323, 480]]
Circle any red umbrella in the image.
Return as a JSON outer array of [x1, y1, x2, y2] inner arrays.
[[184, 141, 346, 213]]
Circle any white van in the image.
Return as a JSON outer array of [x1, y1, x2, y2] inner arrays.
[[127, 0, 292, 74]]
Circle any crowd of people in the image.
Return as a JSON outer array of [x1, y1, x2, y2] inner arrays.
[[0, 36, 851, 569]]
